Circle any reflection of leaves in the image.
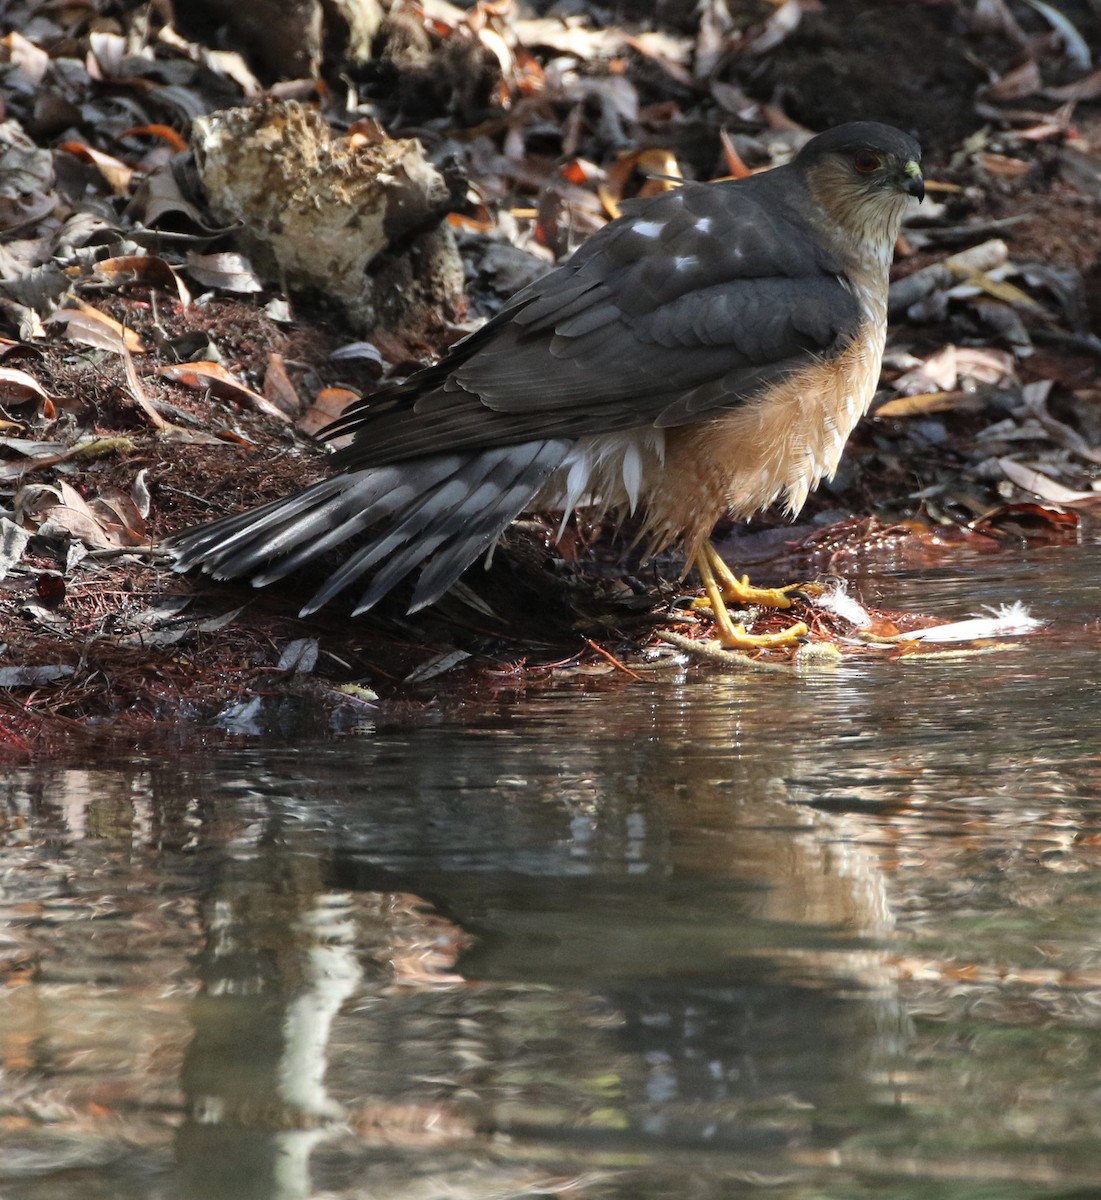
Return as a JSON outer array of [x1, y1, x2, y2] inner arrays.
[[276, 637, 319, 674]]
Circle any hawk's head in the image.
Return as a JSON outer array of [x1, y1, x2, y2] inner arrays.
[[794, 122, 924, 266]]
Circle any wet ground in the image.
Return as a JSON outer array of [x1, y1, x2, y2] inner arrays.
[[2, 544, 1101, 1199]]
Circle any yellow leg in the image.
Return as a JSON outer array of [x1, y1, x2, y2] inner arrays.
[[692, 544, 809, 649], [701, 542, 802, 610]]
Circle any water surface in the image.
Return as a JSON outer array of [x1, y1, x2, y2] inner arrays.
[[2, 544, 1100, 1199]]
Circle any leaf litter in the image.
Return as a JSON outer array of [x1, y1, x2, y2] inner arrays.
[[0, 0, 1099, 751]]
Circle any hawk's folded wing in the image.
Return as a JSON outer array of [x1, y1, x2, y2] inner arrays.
[[324, 175, 863, 469]]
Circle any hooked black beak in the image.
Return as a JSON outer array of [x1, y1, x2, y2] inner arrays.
[[904, 160, 925, 203]]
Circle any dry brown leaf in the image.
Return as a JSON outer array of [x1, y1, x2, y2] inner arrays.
[[514, 18, 631, 59], [970, 502, 1081, 542], [955, 346, 1016, 384], [510, 44, 545, 96], [117, 123, 190, 152], [49, 304, 146, 354], [297, 386, 357, 437], [0, 367, 50, 407], [599, 148, 682, 219], [983, 60, 1043, 103], [92, 254, 191, 307], [0, 190, 56, 235], [1010, 121, 1071, 142], [976, 151, 1032, 178], [57, 141, 134, 196], [121, 343, 173, 432], [875, 391, 985, 418], [36, 482, 121, 549], [746, 0, 821, 57], [718, 128, 753, 179], [184, 251, 264, 294], [262, 352, 302, 417], [129, 164, 212, 228], [621, 32, 695, 89], [1, 31, 50, 87], [91, 485, 147, 544], [998, 459, 1097, 504], [159, 361, 291, 423], [971, 0, 1029, 42], [893, 344, 960, 395], [1045, 69, 1101, 102]]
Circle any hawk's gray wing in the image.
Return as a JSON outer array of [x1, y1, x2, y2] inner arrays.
[[325, 167, 863, 470]]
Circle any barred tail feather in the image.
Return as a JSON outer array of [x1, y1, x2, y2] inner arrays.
[[169, 440, 572, 616]]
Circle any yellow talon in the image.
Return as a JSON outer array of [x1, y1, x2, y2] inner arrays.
[[702, 543, 804, 609], [691, 542, 810, 649], [714, 621, 810, 650]]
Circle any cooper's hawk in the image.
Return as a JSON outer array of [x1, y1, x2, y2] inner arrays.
[[171, 122, 923, 646]]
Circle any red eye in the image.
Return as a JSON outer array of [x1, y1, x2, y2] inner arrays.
[[853, 150, 881, 173]]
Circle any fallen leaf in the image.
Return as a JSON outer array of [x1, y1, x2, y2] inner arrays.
[[117, 123, 190, 152], [0, 190, 56, 235], [276, 637, 319, 674], [0, 516, 29, 580], [1, 31, 50, 87], [1045, 69, 1101, 103], [982, 59, 1043, 103], [122, 343, 173, 432], [0, 665, 75, 687], [36, 572, 66, 607], [746, 0, 819, 56], [1020, 0, 1091, 70], [91, 254, 191, 307], [131, 467, 151, 518], [998, 458, 1098, 504], [0, 367, 50, 407], [970, 502, 1081, 542], [950, 270, 1039, 309], [875, 391, 984, 418], [91, 483, 147, 544], [57, 141, 134, 195], [977, 151, 1032, 178], [262, 352, 301, 416], [893, 344, 960, 394], [955, 346, 1016, 384], [129, 163, 213, 228], [329, 341, 384, 372], [184, 251, 264, 294], [49, 304, 146, 354], [159, 361, 291, 422], [297, 386, 358, 437], [35, 502, 118, 550], [718, 128, 753, 178], [599, 148, 682, 218]]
